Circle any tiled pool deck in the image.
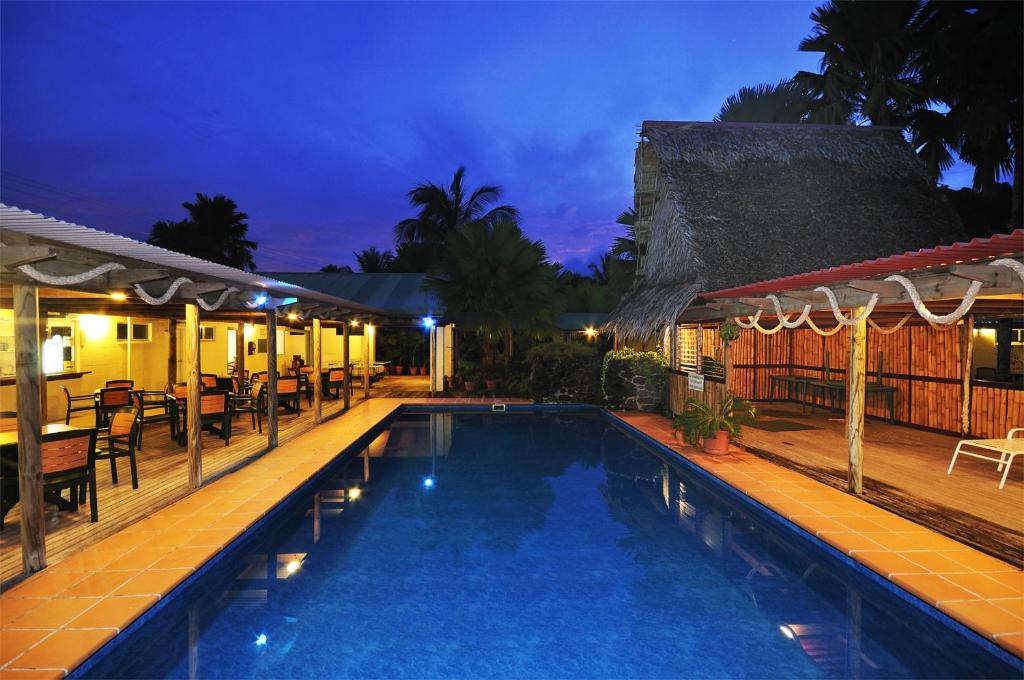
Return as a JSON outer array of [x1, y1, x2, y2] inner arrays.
[[0, 403, 1020, 677], [614, 411, 1024, 661]]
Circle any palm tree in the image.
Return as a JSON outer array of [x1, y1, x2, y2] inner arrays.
[[353, 246, 395, 273], [320, 263, 353, 273], [715, 79, 816, 123], [394, 166, 518, 248], [795, 1, 924, 126], [425, 220, 557, 366], [610, 208, 638, 261], [148, 193, 257, 270]]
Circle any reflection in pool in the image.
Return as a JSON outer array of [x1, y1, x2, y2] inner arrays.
[[79, 411, 1017, 679]]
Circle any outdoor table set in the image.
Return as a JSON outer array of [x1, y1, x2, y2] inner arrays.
[[767, 352, 898, 423]]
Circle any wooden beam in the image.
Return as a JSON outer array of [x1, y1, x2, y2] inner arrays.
[[847, 280, 906, 297], [235, 322, 246, 380], [266, 311, 278, 449], [185, 303, 202, 489], [2, 246, 57, 268], [960, 314, 974, 435], [951, 264, 1023, 290], [342, 321, 351, 410], [847, 307, 867, 495], [13, 283, 46, 573], [106, 269, 169, 287], [312, 317, 322, 424], [179, 282, 229, 298], [363, 325, 371, 400]]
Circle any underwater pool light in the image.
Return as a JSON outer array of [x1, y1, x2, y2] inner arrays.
[[779, 625, 795, 640], [255, 633, 268, 647], [348, 487, 362, 500], [285, 560, 301, 575], [423, 477, 435, 489]]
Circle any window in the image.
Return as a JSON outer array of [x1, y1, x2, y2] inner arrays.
[[115, 322, 151, 342], [199, 326, 216, 341], [676, 326, 698, 371]]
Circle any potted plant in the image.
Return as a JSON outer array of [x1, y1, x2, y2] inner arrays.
[[673, 395, 756, 454], [393, 363, 405, 375], [458, 359, 478, 391]]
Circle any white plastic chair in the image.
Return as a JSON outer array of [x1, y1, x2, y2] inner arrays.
[[947, 428, 1024, 489]]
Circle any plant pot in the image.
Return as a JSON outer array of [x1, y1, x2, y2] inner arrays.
[[394, 365, 405, 375], [485, 379, 499, 391], [463, 381, 475, 391], [702, 430, 731, 455]]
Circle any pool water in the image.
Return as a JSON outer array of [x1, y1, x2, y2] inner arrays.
[[79, 410, 1017, 679]]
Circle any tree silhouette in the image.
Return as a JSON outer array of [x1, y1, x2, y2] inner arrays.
[[148, 193, 257, 270], [354, 246, 395, 273]]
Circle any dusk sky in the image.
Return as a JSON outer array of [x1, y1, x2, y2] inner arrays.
[[1, 1, 972, 272]]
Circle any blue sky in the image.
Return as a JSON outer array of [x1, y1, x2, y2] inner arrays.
[[0, 1, 972, 272]]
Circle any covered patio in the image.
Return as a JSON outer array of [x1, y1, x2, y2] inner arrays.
[[0, 204, 442, 585]]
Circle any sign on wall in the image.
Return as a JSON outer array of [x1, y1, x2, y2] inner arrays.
[[687, 372, 705, 392]]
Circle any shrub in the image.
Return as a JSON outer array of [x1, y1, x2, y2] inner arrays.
[[526, 342, 603, 403], [601, 348, 668, 411]]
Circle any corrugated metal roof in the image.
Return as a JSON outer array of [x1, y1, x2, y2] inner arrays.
[[0, 203, 387, 315], [264, 272, 442, 317], [703, 229, 1024, 299]]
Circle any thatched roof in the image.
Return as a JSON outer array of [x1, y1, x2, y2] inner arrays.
[[607, 121, 968, 339]]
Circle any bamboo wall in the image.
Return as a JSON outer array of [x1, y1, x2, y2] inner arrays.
[[700, 323, 1022, 439]]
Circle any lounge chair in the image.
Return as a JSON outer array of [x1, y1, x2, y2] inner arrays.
[[947, 428, 1024, 489]]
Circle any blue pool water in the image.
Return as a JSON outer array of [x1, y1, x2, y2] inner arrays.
[[79, 410, 1018, 679]]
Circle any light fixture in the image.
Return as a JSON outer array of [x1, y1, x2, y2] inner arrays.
[[348, 487, 362, 500], [255, 633, 268, 647], [350, 319, 360, 327], [423, 477, 435, 489], [584, 326, 597, 339], [285, 559, 301, 575], [287, 312, 298, 321], [109, 291, 127, 302], [779, 625, 795, 640], [421, 316, 436, 329], [254, 293, 268, 306], [243, 323, 255, 339]]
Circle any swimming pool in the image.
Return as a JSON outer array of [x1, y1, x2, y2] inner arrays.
[[78, 409, 1018, 678]]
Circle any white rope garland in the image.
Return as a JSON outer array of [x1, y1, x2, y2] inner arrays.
[[814, 286, 880, 325], [17, 262, 125, 286], [806, 317, 845, 336], [734, 310, 762, 329], [196, 287, 238, 312], [990, 257, 1024, 284], [767, 295, 812, 328], [133, 277, 192, 305], [883, 274, 982, 325], [867, 314, 912, 335]]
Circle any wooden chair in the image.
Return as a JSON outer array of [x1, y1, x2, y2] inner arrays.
[[105, 379, 135, 389], [199, 391, 232, 444], [231, 381, 264, 434], [94, 407, 140, 488], [325, 368, 346, 400], [96, 387, 132, 428], [252, 371, 268, 383], [60, 385, 96, 425], [276, 377, 302, 415], [43, 428, 99, 523], [132, 390, 177, 449], [0, 411, 17, 433], [201, 374, 218, 389]]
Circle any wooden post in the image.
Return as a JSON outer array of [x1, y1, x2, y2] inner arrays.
[[168, 318, 178, 387], [266, 311, 278, 449], [37, 304, 48, 423], [343, 321, 351, 410], [312, 317, 323, 424], [235, 321, 246, 380], [185, 303, 202, 489], [960, 314, 974, 436], [847, 310, 866, 495], [363, 324, 371, 400], [14, 284, 46, 573]]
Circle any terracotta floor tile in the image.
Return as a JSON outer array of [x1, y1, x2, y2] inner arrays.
[[3, 573, 85, 600], [851, 551, 928, 578], [150, 545, 220, 570], [203, 512, 261, 530], [0, 599, 43, 629], [890, 573, 978, 605], [788, 515, 846, 535], [939, 550, 1019, 574], [66, 595, 157, 632], [837, 516, 892, 533], [994, 632, 1024, 658], [135, 532, 192, 551], [817, 531, 884, 554], [899, 551, 975, 574], [105, 548, 167, 571], [4, 598, 99, 630], [112, 569, 192, 598], [180, 528, 243, 548], [984, 570, 1024, 591], [990, 597, 1024, 619], [44, 549, 123, 575], [937, 599, 1024, 639], [0, 668, 65, 679], [863, 532, 953, 552], [59, 572, 136, 598], [0, 629, 49, 667], [7, 628, 113, 672], [942, 573, 1021, 599]]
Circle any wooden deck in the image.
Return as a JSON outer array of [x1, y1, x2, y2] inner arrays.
[[737, 403, 1024, 567], [0, 375, 431, 586]]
